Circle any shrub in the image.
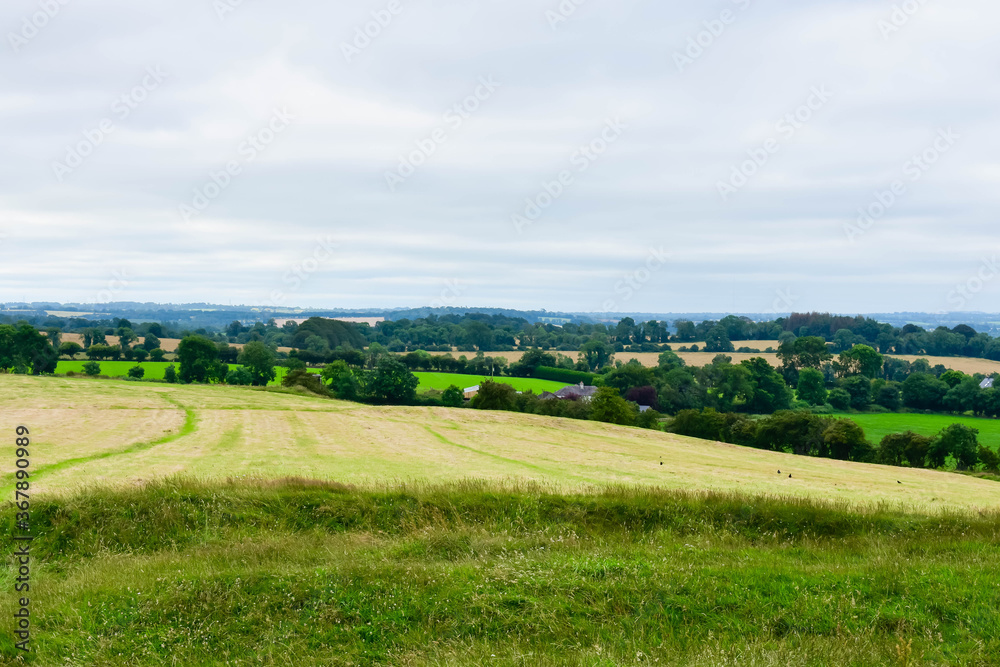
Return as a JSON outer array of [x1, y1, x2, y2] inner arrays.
[[590, 387, 637, 426], [149, 349, 166, 363], [164, 364, 178, 384], [225, 367, 254, 386], [534, 366, 595, 385], [828, 388, 851, 411], [441, 385, 464, 408], [127, 365, 145, 379], [82, 361, 101, 377], [634, 408, 662, 430], [282, 369, 330, 396], [471, 380, 517, 411]]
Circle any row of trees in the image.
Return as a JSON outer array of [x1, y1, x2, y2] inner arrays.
[[668, 408, 993, 472]]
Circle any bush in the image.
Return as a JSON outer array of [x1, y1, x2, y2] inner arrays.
[[828, 388, 851, 411], [634, 409, 662, 430], [534, 366, 595, 385], [149, 349, 166, 363], [471, 380, 517, 411], [282, 369, 330, 396], [225, 367, 254, 386], [590, 387, 637, 426], [127, 365, 145, 379], [82, 361, 101, 377], [441, 385, 464, 407], [164, 364, 178, 384]]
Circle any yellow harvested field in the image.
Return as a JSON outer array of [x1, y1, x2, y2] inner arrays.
[[58, 334, 292, 354], [2, 375, 999, 512]]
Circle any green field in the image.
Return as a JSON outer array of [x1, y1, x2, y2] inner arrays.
[[56, 360, 289, 385], [838, 412, 1000, 450], [414, 372, 568, 394]]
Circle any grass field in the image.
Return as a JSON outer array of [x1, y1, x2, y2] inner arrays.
[[55, 360, 289, 385], [2, 375, 1000, 511], [4, 479, 1000, 664], [414, 372, 568, 394], [838, 412, 1000, 450]]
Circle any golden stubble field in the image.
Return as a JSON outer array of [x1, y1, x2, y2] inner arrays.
[[2, 375, 999, 512]]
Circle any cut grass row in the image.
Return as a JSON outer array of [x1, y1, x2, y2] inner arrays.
[[2, 479, 1000, 665]]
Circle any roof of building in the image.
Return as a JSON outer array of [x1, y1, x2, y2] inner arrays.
[[982, 378, 995, 389]]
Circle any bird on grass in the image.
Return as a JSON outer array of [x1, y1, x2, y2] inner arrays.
[[777, 470, 781, 474], [788, 474, 792, 478], [898, 481, 902, 484]]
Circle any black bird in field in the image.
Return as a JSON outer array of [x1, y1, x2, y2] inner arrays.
[[898, 481, 902, 484], [788, 474, 792, 478], [777, 470, 781, 474]]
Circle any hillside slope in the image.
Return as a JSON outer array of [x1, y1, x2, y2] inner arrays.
[[2, 375, 998, 511]]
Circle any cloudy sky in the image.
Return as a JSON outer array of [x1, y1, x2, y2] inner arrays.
[[1, 0, 997, 314]]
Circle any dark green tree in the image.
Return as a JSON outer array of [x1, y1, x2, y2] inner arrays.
[[796, 368, 828, 406], [237, 341, 277, 387]]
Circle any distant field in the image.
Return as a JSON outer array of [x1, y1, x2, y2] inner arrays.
[[56, 360, 289, 385], [3, 374, 1000, 511], [58, 334, 293, 354], [414, 372, 568, 394], [838, 412, 1000, 450]]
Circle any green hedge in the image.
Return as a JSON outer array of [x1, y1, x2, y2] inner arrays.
[[534, 366, 596, 385]]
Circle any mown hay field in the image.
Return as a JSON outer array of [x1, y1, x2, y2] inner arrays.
[[2, 375, 999, 512]]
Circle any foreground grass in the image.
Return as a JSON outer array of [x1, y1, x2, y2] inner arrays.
[[838, 412, 1000, 451], [2, 479, 1000, 665]]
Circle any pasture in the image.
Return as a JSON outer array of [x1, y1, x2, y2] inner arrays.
[[2, 375, 999, 511], [414, 372, 567, 394], [55, 360, 290, 384], [839, 411, 1000, 450]]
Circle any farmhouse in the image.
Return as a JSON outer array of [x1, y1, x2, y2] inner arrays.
[[540, 382, 598, 401]]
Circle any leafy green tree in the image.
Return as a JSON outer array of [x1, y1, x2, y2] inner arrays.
[[828, 388, 851, 411], [116, 327, 137, 351], [470, 379, 517, 411], [634, 408, 662, 430], [823, 419, 870, 461], [225, 367, 254, 386], [164, 364, 178, 383], [712, 364, 754, 412], [603, 362, 654, 395], [441, 385, 464, 407], [875, 382, 902, 411], [59, 341, 83, 359], [929, 424, 980, 469], [142, 334, 161, 352], [589, 386, 637, 426], [363, 357, 418, 404], [943, 378, 982, 414], [82, 361, 101, 376], [673, 320, 697, 341], [149, 349, 166, 362], [322, 360, 360, 400], [978, 445, 1000, 473], [657, 349, 685, 371], [839, 376, 872, 410], [834, 344, 884, 379], [703, 326, 735, 353], [127, 365, 145, 379], [177, 335, 227, 384], [902, 373, 948, 411], [777, 336, 832, 372], [796, 368, 828, 406], [939, 370, 966, 388], [579, 338, 614, 371], [237, 341, 277, 387], [740, 358, 792, 413], [132, 348, 149, 362]]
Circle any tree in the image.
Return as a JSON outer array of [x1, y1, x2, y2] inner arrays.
[[828, 388, 851, 411], [978, 445, 1000, 473], [143, 334, 161, 351], [703, 326, 735, 353], [943, 378, 982, 414], [82, 361, 101, 376], [132, 348, 149, 362], [127, 365, 145, 379], [657, 350, 685, 371], [823, 419, 870, 461], [177, 335, 227, 384], [875, 383, 902, 411], [834, 344, 884, 379], [470, 380, 517, 411], [237, 341, 277, 387], [839, 376, 872, 410], [797, 368, 828, 406], [116, 327, 137, 351], [712, 364, 754, 412], [579, 338, 614, 371], [777, 336, 832, 376], [225, 367, 254, 385], [164, 364, 178, 383], [673, 320, 697, 341], [441, 385, 464, 407], [589, 386, 637, 426], [363, 357, 418, 404], [149, 349, 166, 362], [740, 358, 792, 414], [59, 341, 83, 359], [929, 424, 979, 469], [322, 360, 360, 400], [0, 324, 59, 374], [878, 432, 931, 467], [902, 373, 948, 411]]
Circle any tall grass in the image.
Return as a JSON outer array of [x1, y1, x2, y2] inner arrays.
[[3, 479, 1000, 665]]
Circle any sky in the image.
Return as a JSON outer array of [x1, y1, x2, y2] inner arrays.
[[1, 0, 998, 314]]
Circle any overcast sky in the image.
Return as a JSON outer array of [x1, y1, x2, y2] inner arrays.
[[0, 0, 997, 314]]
